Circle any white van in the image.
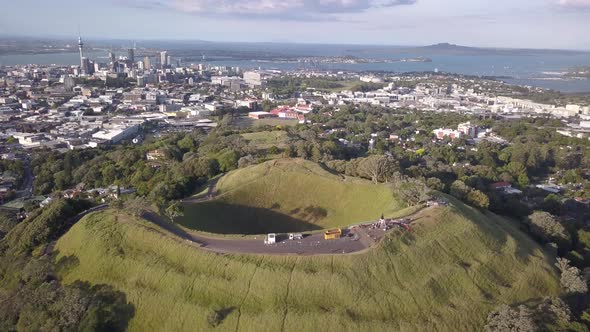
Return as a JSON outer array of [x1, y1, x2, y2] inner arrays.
[[264, 233, 276, 244]]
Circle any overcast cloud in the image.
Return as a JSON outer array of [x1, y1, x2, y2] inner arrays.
[[118, 0, 417, 19], [556, 0, 590, 8], [0, 0, 589, 49]]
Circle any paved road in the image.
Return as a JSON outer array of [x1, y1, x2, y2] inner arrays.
[[142, 209, 425, 256], [17, 157, 34, 199]]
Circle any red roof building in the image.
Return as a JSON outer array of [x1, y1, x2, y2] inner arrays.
[[491, 182, 512, 190]]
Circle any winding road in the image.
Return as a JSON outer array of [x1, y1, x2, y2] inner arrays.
[[141, 208, 428, 256], [57, 187, 428, 257]]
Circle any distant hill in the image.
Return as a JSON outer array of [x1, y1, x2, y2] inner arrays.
[[405, 42, 589, 56]]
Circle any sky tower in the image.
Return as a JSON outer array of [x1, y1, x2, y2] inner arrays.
[[78, 34, 86, 74]]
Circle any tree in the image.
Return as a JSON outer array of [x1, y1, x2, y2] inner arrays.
[[555, 258, 588, 294], [124, 197, 151, 217], [177, 135, 197, 153], [526, 211, 570, 248], [283, 145, 296, 158], [426, 177, 445, 192], [295, 141, 309, 159], [391, 175, 431, 206], [536, 297, 571, 327], [165, 201, 184, 222], [541, 194, 562, 216], [485, 304, 536, 332], [517, 174, 530, 188], [466, 190, 490, 209], [450, 180, 470, 201], [217, 150, 238, 173], [359, 155, 398, 184], [505, 161, 527, 178], [310, 145, 323, 163]]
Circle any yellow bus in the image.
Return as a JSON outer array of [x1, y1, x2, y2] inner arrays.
[[324, 228, 342, 240]]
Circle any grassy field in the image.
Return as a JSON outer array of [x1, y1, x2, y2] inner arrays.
[[233, 116, 299, 129], [179, 159, 405, 234], [55, 196, 560, 331], [241, 131, 290, 157]]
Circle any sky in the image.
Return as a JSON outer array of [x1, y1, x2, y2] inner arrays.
[[1, 0, 590, 49]]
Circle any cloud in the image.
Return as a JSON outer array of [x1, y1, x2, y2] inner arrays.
[[555, 0, 590, 8], [117, 0, 417, 19]]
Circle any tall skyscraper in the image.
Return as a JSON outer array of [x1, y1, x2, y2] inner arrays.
[[143, 56, 151, 70], [81, 57, 90, 76], [128, 48, 135, 63], [160, 51, 168, 69], [64, 75, 75, 91], [78, 35, 86, 75]]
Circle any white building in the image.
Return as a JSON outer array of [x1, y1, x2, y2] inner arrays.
[[91, 124, 139, 143], [433, 128, 463, 140], [243, 71, 267, 87], [457, 121, 478, 138]]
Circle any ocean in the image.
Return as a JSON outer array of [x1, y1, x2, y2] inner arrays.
[[1, 43, 589, 93]]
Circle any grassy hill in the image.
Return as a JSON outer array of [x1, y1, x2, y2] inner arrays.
[[179, 159, 406, 234], [241, 131, 290, 150], [55, 198, 560, 331]]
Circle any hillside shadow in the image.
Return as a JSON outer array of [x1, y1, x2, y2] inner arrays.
[[178, 202, 323, 235], [142, 211, 205, 245]]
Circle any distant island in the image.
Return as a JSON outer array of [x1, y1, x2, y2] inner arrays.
[[350, 42, 590, 56]]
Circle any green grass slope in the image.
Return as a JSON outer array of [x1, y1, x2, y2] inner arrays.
[[55, 199, 559, 331], [179, 159, 405, 234], [241, 131, 289, 150]]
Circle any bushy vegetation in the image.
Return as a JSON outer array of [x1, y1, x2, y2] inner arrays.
[[267, 77, 350, 97], [0, 199, 134, 331]]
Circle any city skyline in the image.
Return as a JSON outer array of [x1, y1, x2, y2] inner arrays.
[[0, 0, 590, 50]]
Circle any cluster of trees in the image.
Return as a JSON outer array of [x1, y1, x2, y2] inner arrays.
[[0, 158, 25, 186], [325, 155, 399, 183], [0, 199, 134, 331], [32, 130, 220, 208], [448, 180, 490, 209], [267, 76, 346, 97], [486, 258, 590, 331], [349, 82, 386, 92]]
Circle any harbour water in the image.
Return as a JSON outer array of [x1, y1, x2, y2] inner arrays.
[[1, 44, 589, 93]]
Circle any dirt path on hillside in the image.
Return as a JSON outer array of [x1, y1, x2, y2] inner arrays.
[[183, 177, 222, 203]]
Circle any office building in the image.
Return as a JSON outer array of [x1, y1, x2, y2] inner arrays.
[[160, 51, 168, 69], [64, 75, 75, 91], [243, 71, 267, 87], [137, 75, 146, 87], [81, 57, 91, 76], [143, 56, 151, 70], [128, 48, 135, 63]]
